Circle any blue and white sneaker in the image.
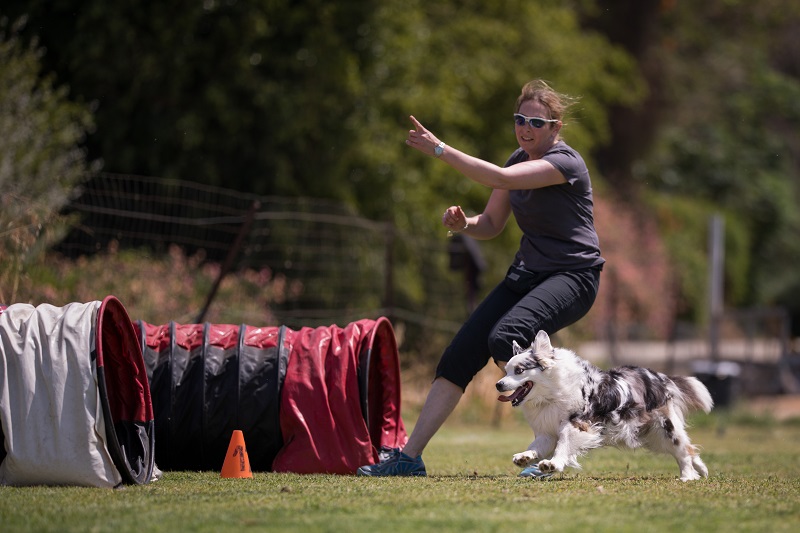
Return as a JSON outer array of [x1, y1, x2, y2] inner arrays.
[[357, 449, 427, 477], [377, 446, 400, 464], [519, 463, 553, 479]]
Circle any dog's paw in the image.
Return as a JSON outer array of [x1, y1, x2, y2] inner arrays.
[[679, 471, 701, 482], [537, 459, 561, 473], [512, 451, 538, 467], [692, 456, 709, 478]]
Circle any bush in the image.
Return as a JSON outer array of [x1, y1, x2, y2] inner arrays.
[[0, 17, 98, 303], [17, 244, 288, 326]]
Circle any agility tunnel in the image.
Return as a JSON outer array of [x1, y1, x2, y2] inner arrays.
[[135, 317, 407, 474], [0, 296, 155, 487], [0, 296, 406, 482]]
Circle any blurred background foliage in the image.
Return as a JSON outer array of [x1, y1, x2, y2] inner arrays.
[[0, 17, 99, 303], [2, 0, 800, 342]]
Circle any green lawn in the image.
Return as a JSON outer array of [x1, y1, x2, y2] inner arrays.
[[1, 412, 799, 533]]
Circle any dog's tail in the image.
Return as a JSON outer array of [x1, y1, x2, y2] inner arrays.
[[671, 376, 714, 414]]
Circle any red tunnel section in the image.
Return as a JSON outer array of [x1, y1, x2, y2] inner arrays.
[[135, 317, 407, 474]]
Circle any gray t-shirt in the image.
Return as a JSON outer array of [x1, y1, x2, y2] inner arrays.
[[505, 142, 605, 272]]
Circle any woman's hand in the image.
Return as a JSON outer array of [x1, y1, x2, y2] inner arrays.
[[442, 205, 468, 233], [406, 115, 442, 157]]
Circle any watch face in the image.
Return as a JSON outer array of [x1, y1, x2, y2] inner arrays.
[[435, 143, 444, 157]]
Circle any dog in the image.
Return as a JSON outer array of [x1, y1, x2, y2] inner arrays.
[[496, 330, 713, 481]]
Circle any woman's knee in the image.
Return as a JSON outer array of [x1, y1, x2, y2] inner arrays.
[[487, 322, 531, 363]]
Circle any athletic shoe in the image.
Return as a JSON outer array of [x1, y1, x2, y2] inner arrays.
[[518, 463, 553, 479], [356, 450, 427, 476], [377, 446, 400, 463]]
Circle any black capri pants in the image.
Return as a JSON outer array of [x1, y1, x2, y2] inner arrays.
[[436, 264, 601, 391]]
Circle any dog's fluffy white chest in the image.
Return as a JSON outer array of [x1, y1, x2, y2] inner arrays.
[[520, 402, 565, 436]]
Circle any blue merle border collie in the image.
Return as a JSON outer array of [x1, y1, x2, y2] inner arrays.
[[496, 330, 713, 481]]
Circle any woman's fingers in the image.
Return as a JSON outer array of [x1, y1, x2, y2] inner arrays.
[[442, 206, 465, 228], [409, 115, 424, 131]]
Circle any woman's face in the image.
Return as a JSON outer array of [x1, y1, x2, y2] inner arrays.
[[515, 99, 561, 159]]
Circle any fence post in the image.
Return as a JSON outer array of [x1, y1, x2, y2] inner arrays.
[[194, 200, 260, 323], [383, 222, 395, 322], [708, 214, 725, 361]]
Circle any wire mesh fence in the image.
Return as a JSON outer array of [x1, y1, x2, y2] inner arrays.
[[13, 172, 796, 389], [56, 173, 474, 341]]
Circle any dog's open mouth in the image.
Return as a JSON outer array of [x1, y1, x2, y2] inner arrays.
[[497, 381, 533, 407]]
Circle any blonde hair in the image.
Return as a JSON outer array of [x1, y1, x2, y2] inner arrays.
[[515, 79, 577, 122]]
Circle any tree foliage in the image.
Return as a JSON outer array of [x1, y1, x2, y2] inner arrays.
[[1, 1, 640, 214], [622, 0, 800, 324], [1, 0, 647, 331], [0, 17, 96, 302], [3, 0, 800, 334]]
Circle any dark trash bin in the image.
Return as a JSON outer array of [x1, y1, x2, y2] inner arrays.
[[691, 360, 741, 408]]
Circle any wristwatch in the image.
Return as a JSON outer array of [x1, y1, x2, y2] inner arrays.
[[434, 141, 446, 158]]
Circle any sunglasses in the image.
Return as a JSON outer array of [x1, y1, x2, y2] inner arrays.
[[513, 114, 559, 128]]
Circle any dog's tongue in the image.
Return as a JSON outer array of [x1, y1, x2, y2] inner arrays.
[[497, 386, 526, 403]]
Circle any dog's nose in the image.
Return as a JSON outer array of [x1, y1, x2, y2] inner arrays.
[[495, 381, 504, 392]]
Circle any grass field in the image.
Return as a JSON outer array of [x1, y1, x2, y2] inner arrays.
[[1, 410, 799, 533]]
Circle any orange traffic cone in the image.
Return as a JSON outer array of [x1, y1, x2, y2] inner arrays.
[[220, 430, 253, 478]]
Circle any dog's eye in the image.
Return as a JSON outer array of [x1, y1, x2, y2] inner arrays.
[[514, 366, 524, 375]]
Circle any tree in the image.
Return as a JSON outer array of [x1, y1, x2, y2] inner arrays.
[[1, 1, 642, 214], [6, 1, 701, 344], [1, 0, 646, 323], [1, 0, 374, 199], [632, 0, 800, 325], [574, 0, 800, 330], [0, 17, 97, 303]]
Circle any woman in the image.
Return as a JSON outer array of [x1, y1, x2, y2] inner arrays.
[[358, 80, 604, 477]]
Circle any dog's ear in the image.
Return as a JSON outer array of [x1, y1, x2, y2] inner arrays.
[[512, 340, 525, 356], [533, 330, 553, 355]]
